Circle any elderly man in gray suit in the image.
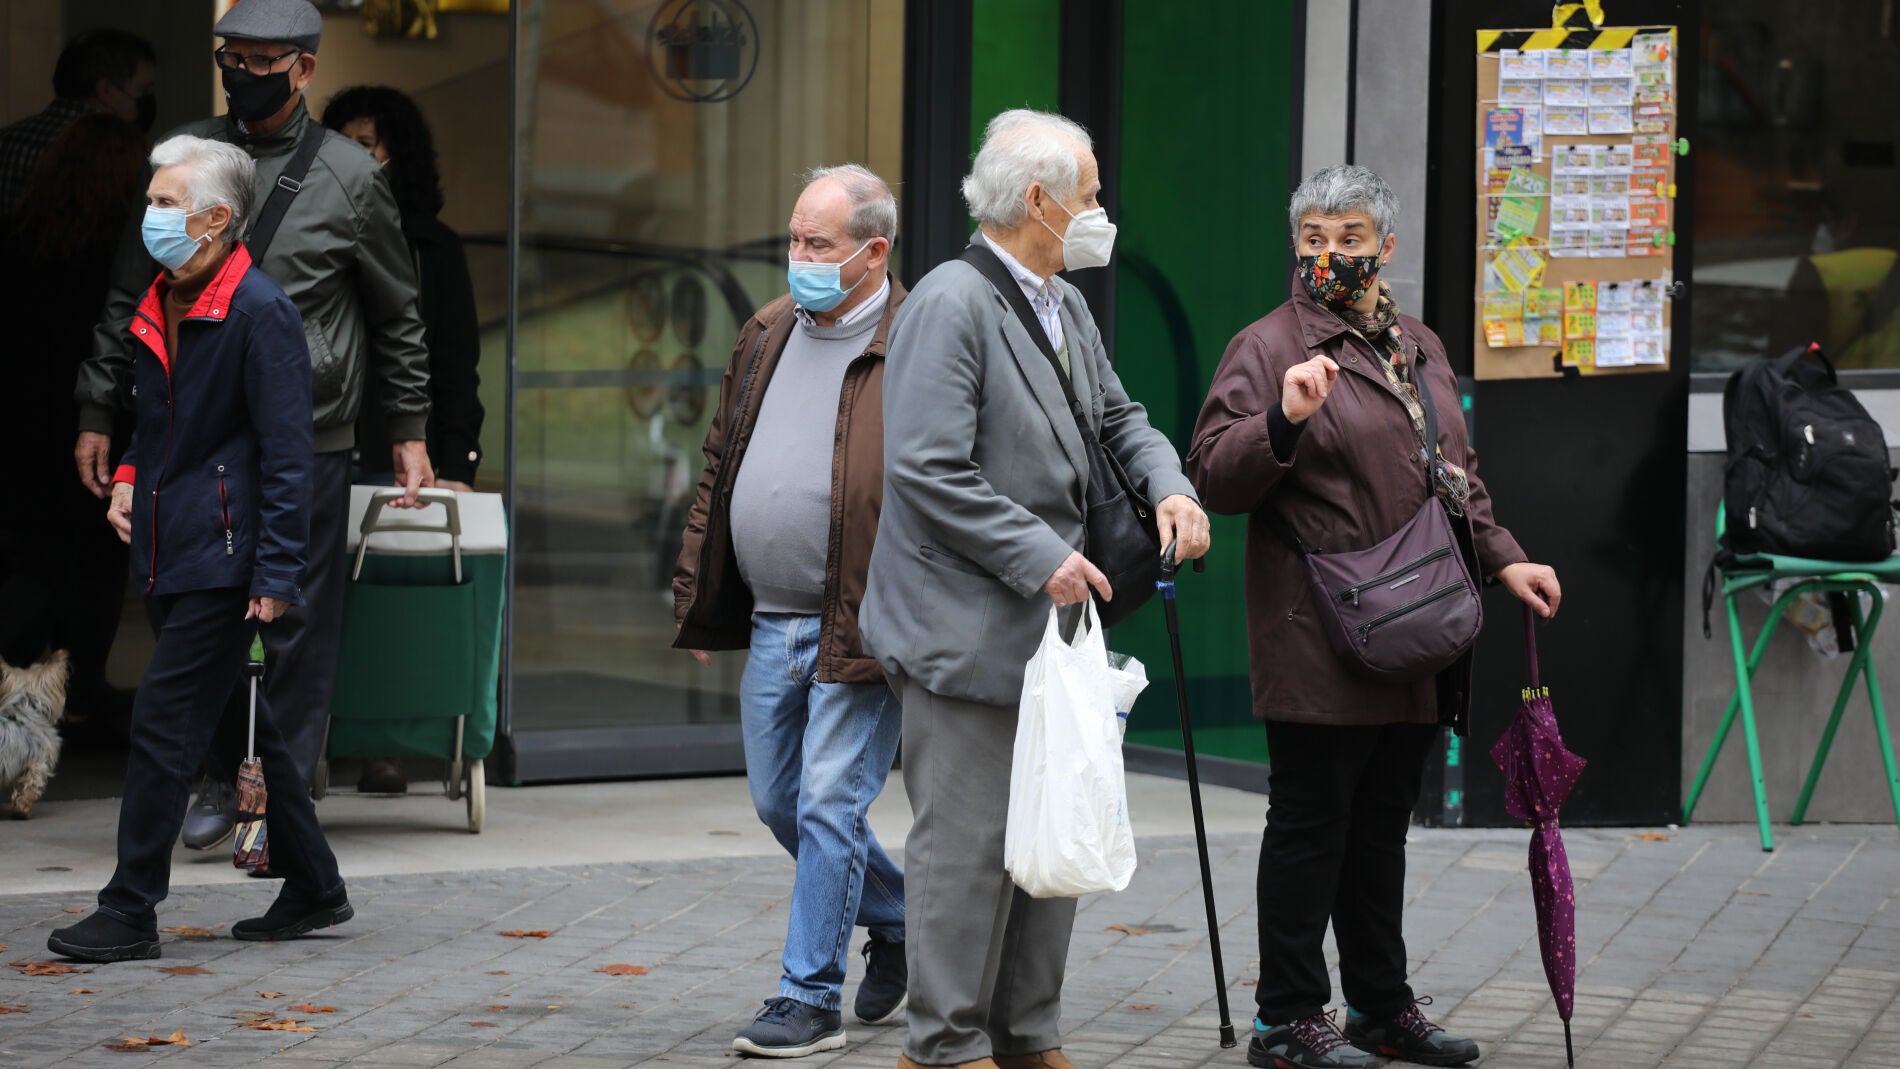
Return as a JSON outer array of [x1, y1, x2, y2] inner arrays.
[[861, 109, 1212, 1069]]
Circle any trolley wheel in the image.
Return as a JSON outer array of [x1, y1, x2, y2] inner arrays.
[[466, 759, 485, 834], [311, 757, 328, 801]]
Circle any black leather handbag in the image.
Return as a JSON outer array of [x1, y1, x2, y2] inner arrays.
[[959, 244, 1161, 627]]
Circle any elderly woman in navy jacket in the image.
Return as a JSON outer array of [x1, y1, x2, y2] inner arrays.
[[49, 135, 350, 963]]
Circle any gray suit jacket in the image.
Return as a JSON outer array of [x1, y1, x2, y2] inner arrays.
[[860, 244, 1198, 707]]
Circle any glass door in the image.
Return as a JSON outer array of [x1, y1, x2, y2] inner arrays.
[[507, 0, 902, 780]]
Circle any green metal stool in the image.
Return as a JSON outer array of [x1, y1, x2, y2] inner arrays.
[[1682, 508, 1900, 851]]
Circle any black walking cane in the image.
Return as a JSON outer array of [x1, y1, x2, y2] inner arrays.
[[1157, 541, 1236, 1049]]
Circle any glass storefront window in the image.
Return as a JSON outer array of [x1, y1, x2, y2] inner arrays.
[[509, 0, 902, 772], [1692, 2, 1900, 372]]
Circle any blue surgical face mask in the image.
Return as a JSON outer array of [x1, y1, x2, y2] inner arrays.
[[787, 239, 874, 313], [141, 205, 215, 272]]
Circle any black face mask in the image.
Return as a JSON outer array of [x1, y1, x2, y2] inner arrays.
[[221, 66, 294, 124], [134, 93, 156, 134]]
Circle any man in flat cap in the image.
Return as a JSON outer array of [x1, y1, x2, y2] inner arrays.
[[73, 0, 436, 853]]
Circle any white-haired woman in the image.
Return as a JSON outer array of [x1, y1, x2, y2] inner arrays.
[[49, 135, 351, 963], [1188, 166, 1560, 1068], [861, 109, 1210, 1069]]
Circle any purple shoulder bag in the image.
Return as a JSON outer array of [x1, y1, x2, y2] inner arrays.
[[1268, 351, 1483, 680]]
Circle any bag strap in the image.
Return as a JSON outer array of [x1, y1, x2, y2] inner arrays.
[[247, 121, 326, 264], [959, 243, 1089, 426], [1266, 338, 1444, 557]]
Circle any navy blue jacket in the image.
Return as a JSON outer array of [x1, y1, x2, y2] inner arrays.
[[115, 245, 314, 604]]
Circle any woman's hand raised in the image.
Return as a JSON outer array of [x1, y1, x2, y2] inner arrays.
[[1282, 355, 1340, 424]]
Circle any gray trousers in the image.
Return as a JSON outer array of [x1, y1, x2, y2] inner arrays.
[[899, 677, 1077, 1065]]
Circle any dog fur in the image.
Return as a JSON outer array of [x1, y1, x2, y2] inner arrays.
[[0, 650, 69, 819]]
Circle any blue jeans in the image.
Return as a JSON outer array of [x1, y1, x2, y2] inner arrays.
[[741, 612, 906, 1011]]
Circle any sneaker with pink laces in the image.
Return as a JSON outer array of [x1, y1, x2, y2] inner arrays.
[[1247, 1009, 1375, 1069]]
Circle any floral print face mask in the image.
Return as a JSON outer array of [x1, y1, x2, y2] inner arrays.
[[1297, 250, 1383, 310]]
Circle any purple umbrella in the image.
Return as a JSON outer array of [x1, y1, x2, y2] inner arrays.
[[1490, 606, 1586, 1067]]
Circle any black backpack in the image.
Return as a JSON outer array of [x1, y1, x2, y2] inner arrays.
[[1720, 343, 1896, 563]]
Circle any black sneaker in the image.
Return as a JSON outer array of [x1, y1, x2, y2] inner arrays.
[[181, 777, 237, 851], [232, 889, 353, 941], [1342, 998, 1480, 1067], [1248, 1011, 1375, 1069], [854, 935, 907, 1025], [731, 997, 846, 1058], [47, 911, 161, 964]]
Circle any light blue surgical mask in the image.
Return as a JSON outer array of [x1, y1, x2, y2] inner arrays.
[[141, 205, 214, 272], [787, 240, 874, 313]]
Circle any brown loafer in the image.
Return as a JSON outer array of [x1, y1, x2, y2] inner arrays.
[[898, 1057, 1000, 1069], [994, 1052, 1078, 1069]]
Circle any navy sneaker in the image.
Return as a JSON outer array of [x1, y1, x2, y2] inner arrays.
[[232, 889, 353, 941], [1247, 1011, 1375, 1069], [854, 935, 907, 1025], [731, 997, 846, 1058], [47, 911, 160, 964], [1342, 999, 1480, 1067]]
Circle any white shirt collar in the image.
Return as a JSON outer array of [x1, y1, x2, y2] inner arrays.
[[794, 276, 891, 329], [981, 231, 1061, 306]]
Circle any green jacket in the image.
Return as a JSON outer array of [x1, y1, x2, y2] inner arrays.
[[77, 100, 430, 454]]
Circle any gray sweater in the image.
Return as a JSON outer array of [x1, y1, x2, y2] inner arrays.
[[728, 309, 881, 615]]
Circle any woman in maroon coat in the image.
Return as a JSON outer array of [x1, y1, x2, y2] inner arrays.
[[1188, 165, 1561, 1069]]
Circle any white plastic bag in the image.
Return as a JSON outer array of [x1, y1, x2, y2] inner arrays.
[[1005, 603, 1140, 898]]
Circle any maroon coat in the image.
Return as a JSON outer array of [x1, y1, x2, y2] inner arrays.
[[1187, 282, 1527, 732]]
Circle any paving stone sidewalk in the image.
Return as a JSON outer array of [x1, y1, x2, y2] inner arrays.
[[2, 825, 1897, 1069]]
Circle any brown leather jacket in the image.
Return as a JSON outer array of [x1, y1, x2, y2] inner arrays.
[[1187, 281, 1526, 733], [672, 280, 906, 684]]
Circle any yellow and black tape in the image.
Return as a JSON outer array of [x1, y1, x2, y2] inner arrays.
[[1477, 26, 1671, 53]]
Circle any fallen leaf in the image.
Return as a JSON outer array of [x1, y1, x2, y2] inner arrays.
[[257, 992, 285, 999], [102, 1044, 152, 1053], [245, 1016, 316, 1033], [0, 1002, 28, 1014], [72, 988, 95, 995], [1241, 980, 1258, 987], [158, 965, 211, 976], [159, 926, 214, 938], [486, 1004, 508, 1012], [288, 1004, 335, 1014], [487, 970, 509, 975], [1106, 924, 1151, 936], [470, 1020, 497, 1028], [597, 964, 648, 976], [63, 908, 85, 914], [9, 961, 87, 976], [620, 1004, 634, 1009], [1129, 1004, 1158, 1011], [1636, 831, 1670, 842], [113, 1029, 191, 1047], [499, 930, 550, 939]]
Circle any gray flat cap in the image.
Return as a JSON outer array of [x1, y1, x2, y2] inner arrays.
[[214, 0, 323, 54]]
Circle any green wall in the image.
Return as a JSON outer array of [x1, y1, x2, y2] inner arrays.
[[964, 0, 1299, 767], [970, 0, 1061, 154], [1109, 1, 1296, 765]]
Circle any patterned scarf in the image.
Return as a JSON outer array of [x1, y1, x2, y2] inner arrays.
[[1330, 281, 1470, 516]]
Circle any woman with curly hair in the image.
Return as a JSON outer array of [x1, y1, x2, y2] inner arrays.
[[321, 86, 485, 795]]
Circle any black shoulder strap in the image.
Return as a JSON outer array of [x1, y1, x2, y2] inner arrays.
[[247, 122, 326, 264], [959, 242, 1086, 421]]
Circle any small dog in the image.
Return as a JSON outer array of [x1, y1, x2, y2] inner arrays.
[[0, 650, 69, 819]]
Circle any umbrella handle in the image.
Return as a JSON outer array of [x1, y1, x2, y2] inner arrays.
[[1524, 603, 1541, 690]]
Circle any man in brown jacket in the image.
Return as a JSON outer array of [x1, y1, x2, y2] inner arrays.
[[673, 164, 907, 1059]]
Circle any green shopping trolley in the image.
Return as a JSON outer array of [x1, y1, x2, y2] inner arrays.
[[318, 487, 507, 832]]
